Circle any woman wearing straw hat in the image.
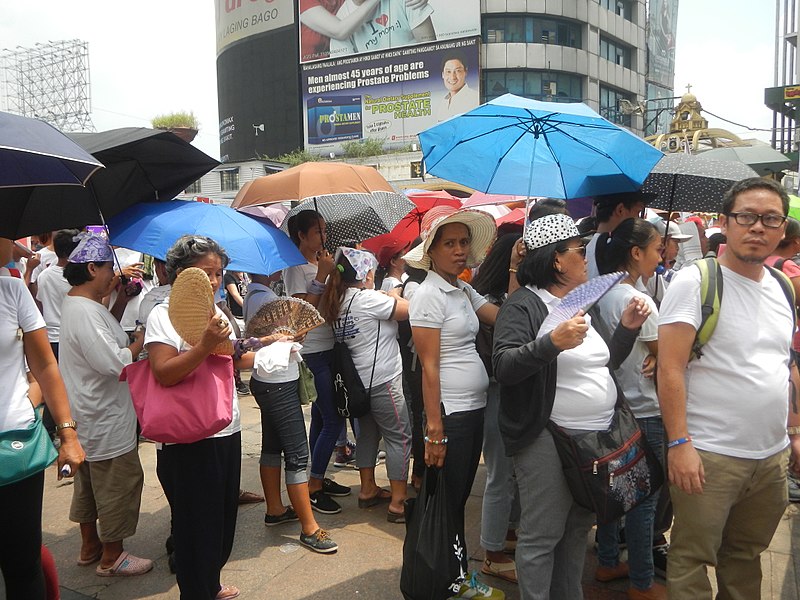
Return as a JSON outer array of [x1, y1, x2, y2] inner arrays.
[[492, 214, 651, 600], [402, 205, 504, 599]]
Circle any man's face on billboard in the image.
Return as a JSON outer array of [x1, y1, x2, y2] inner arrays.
[[442, 59, 467, 94]]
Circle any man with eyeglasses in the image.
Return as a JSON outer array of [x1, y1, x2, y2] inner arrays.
[[657, 177, 800, 598], [435, 52, 479, 122]]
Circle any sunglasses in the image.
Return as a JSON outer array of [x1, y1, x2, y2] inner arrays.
[[559, 245, 587, 257]]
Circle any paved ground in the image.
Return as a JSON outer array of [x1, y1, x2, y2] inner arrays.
[[4, 390, 800, 599]]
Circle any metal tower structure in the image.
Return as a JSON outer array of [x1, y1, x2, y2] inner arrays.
[[771, 0, 798, 154], [0, 39, 95, 132]]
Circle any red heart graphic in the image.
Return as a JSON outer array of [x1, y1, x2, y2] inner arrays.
[[375, 14, 388, 26]]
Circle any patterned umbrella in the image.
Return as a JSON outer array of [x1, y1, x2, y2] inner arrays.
[[641, 153, 759, 213]]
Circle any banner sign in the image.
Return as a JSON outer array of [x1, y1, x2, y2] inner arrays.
[[646, 0, 679, 88], [301, 37, 480, 154], [215, 0, 294, 56]]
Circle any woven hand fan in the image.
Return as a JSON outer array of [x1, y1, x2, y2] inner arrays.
[[535, 272, 626, 339], [245, 297, 325, 338], [168, 267, 234, 355]]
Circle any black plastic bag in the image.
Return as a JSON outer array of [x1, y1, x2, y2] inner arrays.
[[400, 468, 468, 600]]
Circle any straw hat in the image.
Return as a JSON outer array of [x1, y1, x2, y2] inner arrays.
[[168, 267, 234, 355], [402, 206, 497, 270]]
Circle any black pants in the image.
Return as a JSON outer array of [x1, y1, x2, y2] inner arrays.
[[441, 407, 485, 531], [157, 433, 241, 600], [0, 471, 45, 599]]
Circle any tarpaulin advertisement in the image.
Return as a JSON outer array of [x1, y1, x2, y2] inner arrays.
[[299, 0, 480, 64], [647, 0, 679, 89], [215, 0, 294, 56], [301, 37, 480, 155]]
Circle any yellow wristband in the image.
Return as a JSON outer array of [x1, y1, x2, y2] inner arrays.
[[55, 421, 77, 432], [788, 426, 800, 436]]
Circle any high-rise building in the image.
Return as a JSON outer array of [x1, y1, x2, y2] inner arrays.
[[766, 0, 799, 159]]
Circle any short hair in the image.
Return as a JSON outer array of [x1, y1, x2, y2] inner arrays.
[[721, 177, 789, 215], [441, 51, 468, 72], [165, 235, 229, 284], [515, 238, 576, 289], [707, 232, 726, 254], [528, 198, 569, 221], [594, 192, 648, 223], [595, 218, 658, 274], [286, 210, 323, 246], [778, 217, 800, 249], [53, 229, 80, 259], [63, 261, 111, 286]]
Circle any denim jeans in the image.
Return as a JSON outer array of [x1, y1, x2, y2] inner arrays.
[[596, 416, 666, 590], [250, 378, 310, 485], [304, 350, 344, 480], [480, 381, 520, 552]]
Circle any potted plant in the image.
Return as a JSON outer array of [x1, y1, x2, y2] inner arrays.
[[151, 111, 200, 143]]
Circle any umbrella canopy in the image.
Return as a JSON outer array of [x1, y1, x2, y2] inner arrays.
[[232, 162, 414, 250], [789, 195, 800, 221], [237, 203, 290, 228], [106, 200, 307, 276], [419, 94, 664, 198], [361, 193, 461, 260], [701, 146, 791, 176], [462, 192, 529, 207], [641, 153, 759, 213], [1, 127, 219, 238], [0, 111, 104, 188]]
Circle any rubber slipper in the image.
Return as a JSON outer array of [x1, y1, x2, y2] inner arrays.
[[357, 488, 392, 508], [96, 551, 154, 577], [216, 584, 240, 600], [481, 558, 518, 584], [77, 549, 102, 566], [387, 509, 406, 523]]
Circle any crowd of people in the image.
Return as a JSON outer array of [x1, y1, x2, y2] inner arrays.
[[2, 176, 799, 600]]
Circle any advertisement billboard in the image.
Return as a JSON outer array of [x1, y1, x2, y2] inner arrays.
[[299, 0, 480, 64], [301, 36, 480, 154], [215, 0, 294, 56], [647, 0, 679, 89]]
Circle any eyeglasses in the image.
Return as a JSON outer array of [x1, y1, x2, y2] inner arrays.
[[726, 212, 787, 229], [559, 245, 587, 257]]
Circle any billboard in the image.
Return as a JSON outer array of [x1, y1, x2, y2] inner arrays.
[[299, 0, 480, 64], [215, 0, 294, 56], [301, 37, 480, 154], [647, 0, 679, 89]]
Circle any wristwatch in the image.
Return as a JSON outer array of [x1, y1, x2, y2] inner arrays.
[[55, 421, 77, 432]]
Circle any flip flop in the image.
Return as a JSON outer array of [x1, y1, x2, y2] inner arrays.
[[387, 509, 406, 523], [481, 558, 518, 584], [216, 584, 240, 600], [96, 551, 154, 577], [357, 488, 392, 508], [77, 549, 102, 566]]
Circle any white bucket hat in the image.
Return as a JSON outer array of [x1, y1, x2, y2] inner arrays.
[[402, 206, 497, 270]]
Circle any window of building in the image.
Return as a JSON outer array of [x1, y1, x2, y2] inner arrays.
[[599, 85, 633, 126], [599, 36, 634, 69], [184, 179, 202, 194], [482, 15, 582, 48], [483, 71, 583, 103], [597, 0, 635, 23], [219, 169, 239, 192]]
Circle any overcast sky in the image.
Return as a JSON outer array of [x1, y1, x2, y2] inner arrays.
[[0, 0, 781, 159]]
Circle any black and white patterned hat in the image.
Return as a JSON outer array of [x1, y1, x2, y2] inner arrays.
[[524, 213, 580, 250]]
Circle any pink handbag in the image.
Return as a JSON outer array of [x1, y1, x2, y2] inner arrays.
[[121, 354, 234, 444]]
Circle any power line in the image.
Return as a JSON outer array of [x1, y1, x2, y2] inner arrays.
[[702, 109, 774, 133]]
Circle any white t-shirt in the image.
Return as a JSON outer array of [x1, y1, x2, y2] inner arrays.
[[110, 248, 154, 331], [530, 286, 616, 430], [381, 275, 405, 292], [59, 295, 138, 461], [409, 270, 488, 414], [30, 247, 57, 283], [334, 287, 401, 387], [35, 264, 70, 343], [244, 283, 299, 384], [331, 0, 433, 56], [659, 265, 793, 459], [436, 83, 480, 122], [0, 277, 46, 432], [283, 262, 334, 354], [144, 299, 241, 438], [597, 283, 660, 418], [586, 233, 601, 279]]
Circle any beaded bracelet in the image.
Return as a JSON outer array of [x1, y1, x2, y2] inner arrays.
[[424, 435, 448, 445], [667, 436, 692, 449]]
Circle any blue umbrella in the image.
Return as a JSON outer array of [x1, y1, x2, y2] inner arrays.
[[106, 200, 307, 275], [419, 94, 664, 199], [0, 110, 103, 188]]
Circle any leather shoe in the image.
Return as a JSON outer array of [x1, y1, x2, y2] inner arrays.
[[238, 489, 264, 505], [595, 561, 629, 582], [627, 582, 667, 600]]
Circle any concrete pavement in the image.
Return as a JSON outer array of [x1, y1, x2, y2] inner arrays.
[[6, 390, 800, 600]]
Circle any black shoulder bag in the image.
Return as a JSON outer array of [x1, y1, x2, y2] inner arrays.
[[333, 290, 380, 419]]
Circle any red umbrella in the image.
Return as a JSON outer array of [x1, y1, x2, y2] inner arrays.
[[362, 193, 461, 266], [462, 191, 529, 208], [495, 207, 527, 226]]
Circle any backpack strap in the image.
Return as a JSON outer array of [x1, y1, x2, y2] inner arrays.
[[765, 265, 797, 333], [692, 257, 722, 360]]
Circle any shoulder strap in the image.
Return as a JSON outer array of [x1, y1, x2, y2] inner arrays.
[[692, 257, 723, 360], [765, 265, 797, 332], [339, 290, 360, 344]]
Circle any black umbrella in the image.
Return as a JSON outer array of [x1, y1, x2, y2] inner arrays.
[[1, 127, 219, 238], [641, 153, 759, 213]]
